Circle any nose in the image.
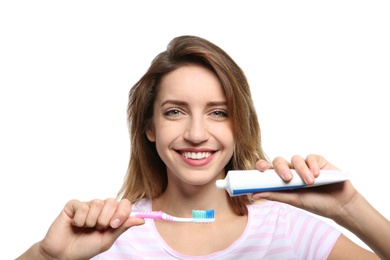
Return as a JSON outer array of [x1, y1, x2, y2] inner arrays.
[[183, 116, 209, 144]]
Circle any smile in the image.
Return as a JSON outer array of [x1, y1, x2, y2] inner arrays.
[[181, 151, 212, 160]]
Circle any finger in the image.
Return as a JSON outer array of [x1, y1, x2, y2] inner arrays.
[[305, 154, 322, 177], [272, 156, 293, 181], [85, 199, 105, 227], [95, 198, 119, 230], [64, 199, 89, 227], [306, 154, 340, 171], [291, 155, 315, 184], [255, 159, 272, 171], [110, 199, 133, 229]]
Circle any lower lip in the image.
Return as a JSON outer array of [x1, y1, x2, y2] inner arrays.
[[180, 152, 216, 167]]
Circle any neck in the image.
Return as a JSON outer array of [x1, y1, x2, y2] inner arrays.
[[153, 183, 236, 218]]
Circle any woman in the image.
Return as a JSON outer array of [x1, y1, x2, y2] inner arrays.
[[17, 35, 389, 259]]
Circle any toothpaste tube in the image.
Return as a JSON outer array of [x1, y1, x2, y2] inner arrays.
[[215, 169, 350, 196]]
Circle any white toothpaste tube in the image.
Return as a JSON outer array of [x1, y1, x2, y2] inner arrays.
[[215, 169, 350, 196]]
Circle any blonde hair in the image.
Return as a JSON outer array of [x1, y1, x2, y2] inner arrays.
[[117, 35, 268, 215]]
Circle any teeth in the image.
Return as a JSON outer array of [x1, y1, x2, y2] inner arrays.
[[182, 152, 212, 160]]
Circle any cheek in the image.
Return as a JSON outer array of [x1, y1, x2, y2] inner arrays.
[[153, 125, 181, 166], [154, 123, 180, 148], [213, 123, 235, 148]]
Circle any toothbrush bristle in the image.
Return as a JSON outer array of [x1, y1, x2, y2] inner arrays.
[[192, 209, 215, 219]]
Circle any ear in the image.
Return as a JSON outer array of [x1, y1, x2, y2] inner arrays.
[[146, 127, 156, 142]]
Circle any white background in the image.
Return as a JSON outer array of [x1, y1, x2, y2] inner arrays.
[[1, 1, 389, 258]]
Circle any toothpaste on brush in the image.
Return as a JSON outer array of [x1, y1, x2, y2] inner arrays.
[[215, 169, 350, 196]]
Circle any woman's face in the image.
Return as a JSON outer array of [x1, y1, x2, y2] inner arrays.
[[147, 64, 234, 188]]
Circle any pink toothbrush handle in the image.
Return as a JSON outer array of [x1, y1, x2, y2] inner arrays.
[[131, 210, 174, 221]]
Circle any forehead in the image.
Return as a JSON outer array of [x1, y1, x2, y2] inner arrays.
[[157, 64, 225, 102]]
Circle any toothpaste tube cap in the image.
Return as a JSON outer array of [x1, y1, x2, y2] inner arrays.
[[215, 179, 226, 189]]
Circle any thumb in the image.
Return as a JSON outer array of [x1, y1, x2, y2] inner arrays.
[[110, 217, 145, 238], [101, 217, 145, 251]]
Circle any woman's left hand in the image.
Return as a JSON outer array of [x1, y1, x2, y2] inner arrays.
[[253, 154, 359, 220]]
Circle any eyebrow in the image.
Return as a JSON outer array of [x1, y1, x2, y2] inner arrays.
[[160, 100, 227, 107]]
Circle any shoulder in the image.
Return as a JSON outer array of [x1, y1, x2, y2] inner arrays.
[[246, 200, 341, 259]]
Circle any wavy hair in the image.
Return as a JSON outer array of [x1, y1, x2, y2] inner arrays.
[[117, 35, 268, 215]]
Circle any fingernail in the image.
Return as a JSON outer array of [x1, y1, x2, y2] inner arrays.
[[305, 175, 314, 184], [111, 218, 120, 228], [259, 161, 268, 169], [282, 170, 292, 180]]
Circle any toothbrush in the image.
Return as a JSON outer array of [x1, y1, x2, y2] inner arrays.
[[130, 209, 215, 223]]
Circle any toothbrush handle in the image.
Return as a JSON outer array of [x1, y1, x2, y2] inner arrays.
[[130, 210, 173, 221]]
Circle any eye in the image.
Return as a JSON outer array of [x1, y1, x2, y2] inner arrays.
[[163, 109, 183, 117], [211, 110, 228, 118]]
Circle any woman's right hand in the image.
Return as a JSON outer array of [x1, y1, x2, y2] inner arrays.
[[17, 198, 144, 259]]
